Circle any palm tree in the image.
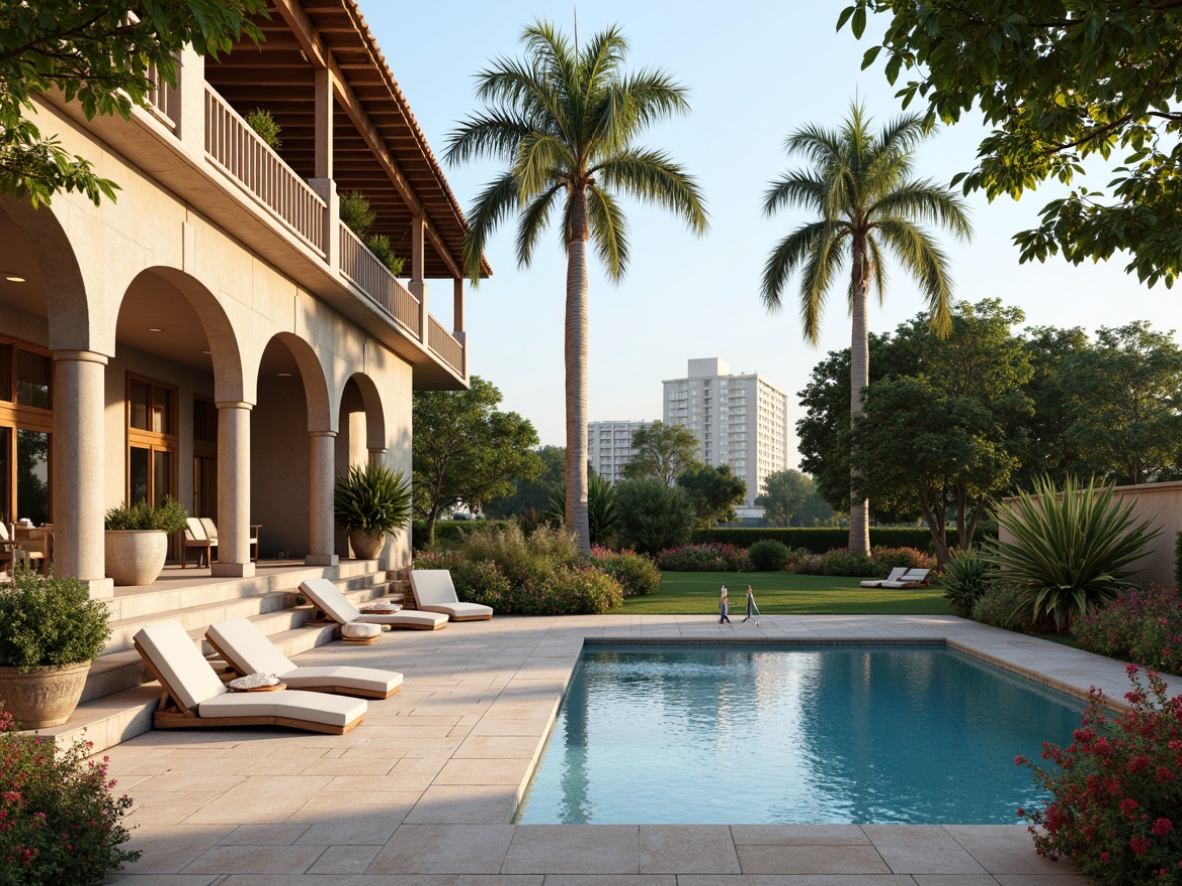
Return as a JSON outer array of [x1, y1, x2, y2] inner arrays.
[[761, 103, 971, 554], [445, 21, 708, 553]]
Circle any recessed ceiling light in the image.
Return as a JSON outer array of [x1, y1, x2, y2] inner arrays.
[[4, 275, 25, 283], [148, 327, 163, 333], [202, 349, 211, 355], [277, 372, 293, 377]]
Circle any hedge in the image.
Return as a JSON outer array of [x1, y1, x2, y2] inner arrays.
[[690, 526, 996, 553], [411, 520, 513, 550]]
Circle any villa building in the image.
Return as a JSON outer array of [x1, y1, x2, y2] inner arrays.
[[587, 420, 653, 484], [1, 0, 483, 598], [663, 358, 789, 514]]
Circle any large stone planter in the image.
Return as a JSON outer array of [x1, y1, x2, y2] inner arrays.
[[0, 662, 92, 729], [348, 529, 385, 560], [105, 529, 168, 586]]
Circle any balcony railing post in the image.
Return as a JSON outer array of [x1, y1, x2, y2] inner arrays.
[[176, 45, 205, 156], [308, 177, 339, 271]]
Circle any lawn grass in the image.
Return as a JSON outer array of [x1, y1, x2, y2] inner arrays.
[[618, 571, 951, 616]]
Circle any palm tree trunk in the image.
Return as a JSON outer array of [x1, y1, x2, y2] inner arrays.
[[565, 190, 592, 553], [848, 246, 870, 555]]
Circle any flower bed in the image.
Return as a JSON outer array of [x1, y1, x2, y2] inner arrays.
[[1075, 586, 1182, 675], [1018, 665, 1182, 885], [657, 543, 748, 572]]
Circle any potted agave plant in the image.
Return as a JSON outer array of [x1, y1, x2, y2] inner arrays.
[[104, 497, 189, 586], [333, 463, 412, 559], [0, 569, 111, 728]]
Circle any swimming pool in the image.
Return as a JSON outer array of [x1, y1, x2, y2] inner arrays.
[[515, 643, 1084, 824]]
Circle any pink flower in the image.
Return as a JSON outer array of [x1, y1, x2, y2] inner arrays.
[[1151, 818, 1174, 837]]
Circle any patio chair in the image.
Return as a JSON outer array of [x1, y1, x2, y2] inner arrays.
[[878, 568, 932, 589], [408, 570, 494, 621], [0, 523, 51, 576], [182, 517, 214, 568], [859, 566, 909, 588], [299, 578, 447, 631], [196, 517, 260, 562], [133, 621, 367, 734], [206, 618, 402, 699]]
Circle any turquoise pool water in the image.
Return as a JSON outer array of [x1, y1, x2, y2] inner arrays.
[[515, 644, 1084, 824]]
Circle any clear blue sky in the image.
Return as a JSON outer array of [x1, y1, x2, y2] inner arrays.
[[363, 2, 1178, 467]]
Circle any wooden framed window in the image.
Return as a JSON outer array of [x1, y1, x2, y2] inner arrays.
[[192, 396, 218, 518], [126, 374, 178, 506], [0, 337, 54, 525]]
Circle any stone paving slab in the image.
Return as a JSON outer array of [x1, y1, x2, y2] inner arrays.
[[95, 614, 1126, 884]]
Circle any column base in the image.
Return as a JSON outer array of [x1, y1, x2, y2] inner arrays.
[[211, 562, 256, 578], [84, 577, 115, 600], [305, 554, 339, 567]]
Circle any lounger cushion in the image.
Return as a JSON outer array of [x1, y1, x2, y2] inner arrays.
[[410, 570, 494, 620], [417, 602, 494, 620], [355, 611, 448, 629], [279, 665, 401, 696], [135, 622, 228, 710], [341, 622, 382, 639], [300, 578, 363, 623], [207, 619, 295, 676], [859, 567, 908, 588], [199, 689, 365, 728]]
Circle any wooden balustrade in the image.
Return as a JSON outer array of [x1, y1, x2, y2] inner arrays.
[[428, 315, 464, 376], [146, 63, 179, 130], [203, 87, 326, 255], [338, 223, 421, 332]]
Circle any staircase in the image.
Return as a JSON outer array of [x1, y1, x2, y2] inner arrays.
[[30, 560, 404, 754]]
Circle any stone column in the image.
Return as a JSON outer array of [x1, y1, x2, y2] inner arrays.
[[213, 401, 254, 577], [52, 350, 113, 599], [306, 430, 338, 566]]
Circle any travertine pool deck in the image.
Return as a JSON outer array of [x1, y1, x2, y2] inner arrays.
[[96, 613, 1155, 885]]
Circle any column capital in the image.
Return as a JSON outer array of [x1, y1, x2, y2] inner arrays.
[[52, 349, 109, 366], [215, 400, 254, 411], [309, 429, 338, 439]]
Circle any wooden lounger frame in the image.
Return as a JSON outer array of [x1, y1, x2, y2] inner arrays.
[[205, 634, 400, 700], [311, 603, 446, 631], [133, 638, 365, 735]]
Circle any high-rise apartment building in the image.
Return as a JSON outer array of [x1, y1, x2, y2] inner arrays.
[[588, 420, 653, 484], [663, 358, 789, 509]]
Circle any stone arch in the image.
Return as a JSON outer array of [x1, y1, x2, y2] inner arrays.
[[343, 372, 387, 452], [265, 332, 332, 433]]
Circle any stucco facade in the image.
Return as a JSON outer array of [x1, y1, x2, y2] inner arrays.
[[0, 3, 477, 597]]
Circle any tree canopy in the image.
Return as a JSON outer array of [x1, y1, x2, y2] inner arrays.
[[1, 1, 264, 206], [622, 421, 702, 486], [755, 469, 813, 527], [844, 0, 1182, 286], [411, 376, 542, 543], [677, 463, 747, 527], [483, 445, 567, 519]]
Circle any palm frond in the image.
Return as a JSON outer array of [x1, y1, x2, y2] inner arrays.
[[513, 132, 572, 197], [866, 235, 888, 305], [760, 219, 842, 316], [592, 148, 708, 234], [874, 217, 954, 336], [516, 183, 565, 268], [869, 180, 972, 240], [586, 186, 629, 279], [444, 109, 540, 166], [462, 171, 521, 281], [762, 170, 827, 217], [799, 225, 848, 342], [784, 122, 844, 169]]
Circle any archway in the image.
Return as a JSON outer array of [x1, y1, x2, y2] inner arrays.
[[334, 372, 388, 559]]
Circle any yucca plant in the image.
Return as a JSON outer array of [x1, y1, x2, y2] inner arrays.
[[984, 475, 1160, 632], [333, 463, 413, 537], [546, 475, 619, 545], [941, 548, 993, 618]]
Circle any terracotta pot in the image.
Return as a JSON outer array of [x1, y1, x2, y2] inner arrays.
[[104, 530, 168, 586], [0, 661, 92, 729], [348, 529, 385, 560]]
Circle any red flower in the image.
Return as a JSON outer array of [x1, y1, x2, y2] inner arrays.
[[1130, 835, 1150, 855], [1151, 818, 1174, 836]]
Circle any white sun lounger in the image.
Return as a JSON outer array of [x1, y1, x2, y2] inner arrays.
[[206, 618, 403, 700], [860, 567, 909, 588], [878, 568, 932, 589], [409, 570, 494, 621], [133, 622, 366, 735], [299, 578, 447, 631]]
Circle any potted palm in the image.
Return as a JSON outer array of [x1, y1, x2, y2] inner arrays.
[[0, 569, 111, 727], [333, 463, 412, 559], [104, 497, 189, 586]]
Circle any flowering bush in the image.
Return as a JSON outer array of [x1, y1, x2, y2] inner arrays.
[[870, 546, 936, 571], [517, 564, 624, 615], [1076, 586, 1182, 675], [819, 549, 881, 577], [0, 712, 140, 885], [657, 543, 748, 572], [971, 582, 1034, 631], [791, 550, 825, 575], [588, 547, 661, 596], [1018, 666, 1182, 885]]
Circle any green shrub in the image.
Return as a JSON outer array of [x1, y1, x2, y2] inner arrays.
[[820, 550, 880, 577], [1018, 666, 1182, 886], [339, 190, 376, 237], [104, 497, 188, 535], [588, 547, 660, 596], [986, 475, 1161, 632], [333, 463, 413, 536], [245, 107, 281, 149], [942, 548, 994, 618], [459, 523, 577, 587], [364, 233, 405, 275], [970, 583, 1033, 632], [411, 519, 513, 550], [517, 564, 623, 614], [747, 539, 790, 571], [870, 546, 936, 570], [615, 478, 695, 555], [0, 711, 140, 883], [690, 527, 987, 552], [547, 475, 620, 545], [0, 571, 111, 670], [1176, 530, 1182, 590]]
